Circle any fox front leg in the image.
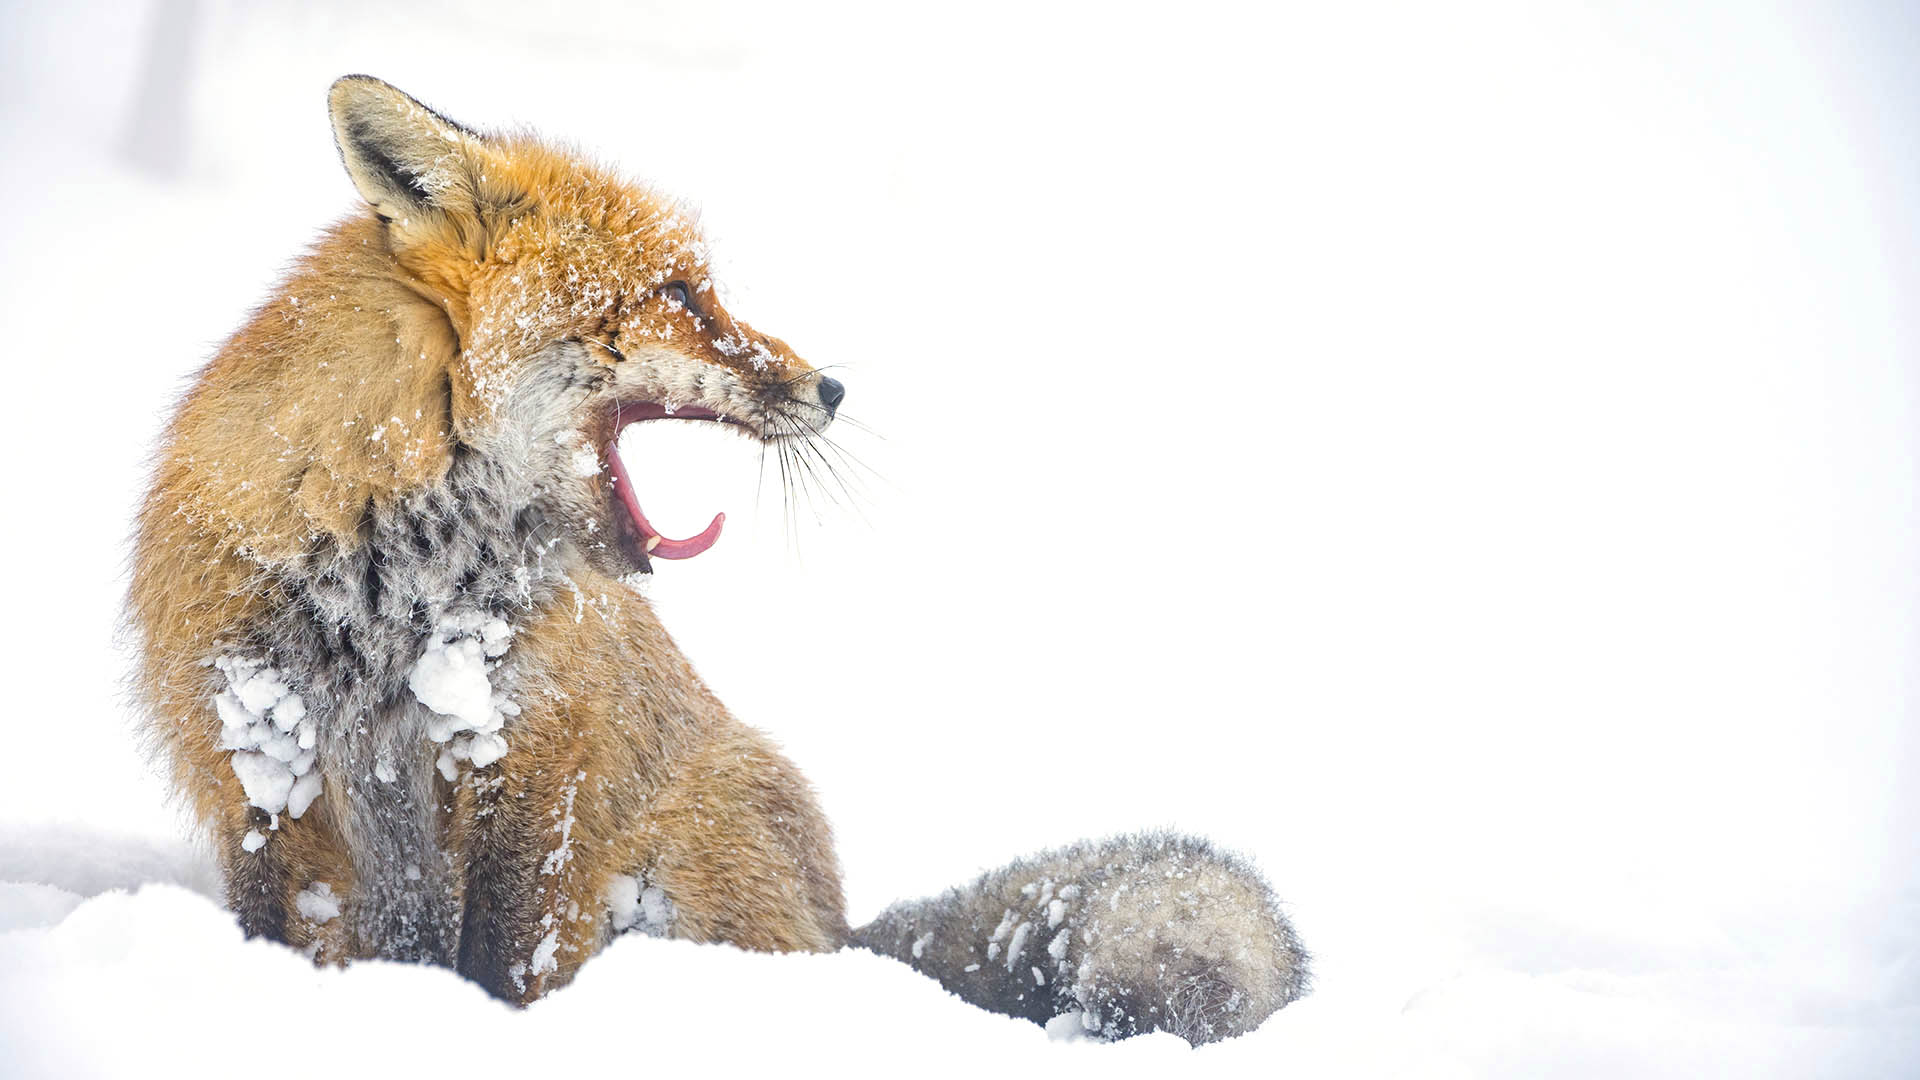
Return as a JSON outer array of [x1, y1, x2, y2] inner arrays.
[[214, 793, 357, 964], [218, 802, 296, 942], [449, 756, 612, 1004]]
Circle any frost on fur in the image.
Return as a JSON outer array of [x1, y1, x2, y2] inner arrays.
[[212, 655, 321, 822], [849, 833, 1309, 1046], [604, 873, 677, 937], [295, 882, 341, 924], [407, 612, 517, 778]]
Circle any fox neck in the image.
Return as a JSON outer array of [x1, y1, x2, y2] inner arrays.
[[269, 446, 557, 701]]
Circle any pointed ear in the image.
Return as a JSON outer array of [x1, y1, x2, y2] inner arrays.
[[327, 75, 477, 221]]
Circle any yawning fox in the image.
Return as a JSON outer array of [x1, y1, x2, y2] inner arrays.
[[127, 75, 1307, 1043]]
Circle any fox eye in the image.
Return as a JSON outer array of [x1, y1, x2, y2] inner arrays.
[[659, 281, 693, 312]]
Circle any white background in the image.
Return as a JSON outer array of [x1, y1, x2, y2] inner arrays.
[[0, 1, 1914, 1075]]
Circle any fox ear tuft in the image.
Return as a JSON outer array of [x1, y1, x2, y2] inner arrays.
[[327, 75, 476, 221]]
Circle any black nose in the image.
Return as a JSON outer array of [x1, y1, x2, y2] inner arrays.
[[817, 375, 845, 416]]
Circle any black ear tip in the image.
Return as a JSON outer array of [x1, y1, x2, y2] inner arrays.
[[330, 74, 385, 100], [327, 75, 475, 140]]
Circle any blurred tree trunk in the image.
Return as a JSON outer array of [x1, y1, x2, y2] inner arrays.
[[119, 0, 200, 179]]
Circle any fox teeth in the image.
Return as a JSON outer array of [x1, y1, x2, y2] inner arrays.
[[644, 536, 661, 553]]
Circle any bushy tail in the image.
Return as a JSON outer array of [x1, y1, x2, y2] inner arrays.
[[849, 833, 1308, 1046]]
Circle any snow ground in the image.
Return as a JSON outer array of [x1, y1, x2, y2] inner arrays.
[[2, 1, 1917, 1076]]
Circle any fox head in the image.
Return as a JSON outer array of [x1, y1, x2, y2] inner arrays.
[[307, 75, 841, 576]]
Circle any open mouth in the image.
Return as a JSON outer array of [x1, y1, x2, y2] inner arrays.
[[606, 401, 745, 565]]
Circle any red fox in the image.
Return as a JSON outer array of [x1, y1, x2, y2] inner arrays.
[[127, 75, 1307, 1043]]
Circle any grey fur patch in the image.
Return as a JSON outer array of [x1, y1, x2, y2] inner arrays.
[[849, 833, 1310, 1046], [210, 345, 611, 962], [233, 442, 564, 962]]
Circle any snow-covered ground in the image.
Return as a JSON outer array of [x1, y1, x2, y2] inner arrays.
[[2, 2, 1917, 1075]]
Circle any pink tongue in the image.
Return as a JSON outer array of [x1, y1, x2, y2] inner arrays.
[[606, 441, 724, 560]]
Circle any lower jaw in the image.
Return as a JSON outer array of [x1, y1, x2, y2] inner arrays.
[[605, 500, 654, 575]]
